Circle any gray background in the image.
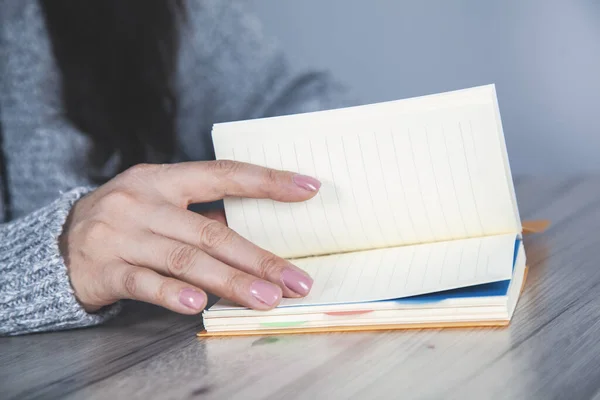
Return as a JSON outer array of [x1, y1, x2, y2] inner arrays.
[[249, 0, 600, 175]]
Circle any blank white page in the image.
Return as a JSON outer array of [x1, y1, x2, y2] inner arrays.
[[210, 233, 517, 310], [212, 84, 521, 259]]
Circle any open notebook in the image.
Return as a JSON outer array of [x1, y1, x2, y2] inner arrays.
[[200, 85, 548, 337]]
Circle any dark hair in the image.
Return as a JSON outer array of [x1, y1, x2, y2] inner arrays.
[[40, 0, 184, 181]]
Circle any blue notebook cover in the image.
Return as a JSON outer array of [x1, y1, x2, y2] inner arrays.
[[393, 237, 521, 305]]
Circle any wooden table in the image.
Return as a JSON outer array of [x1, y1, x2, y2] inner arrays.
[[2, 177, 600, 400]]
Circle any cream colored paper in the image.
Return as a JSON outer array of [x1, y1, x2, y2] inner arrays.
[[212, 233, 516, 309], [212, 85, 521, 260]]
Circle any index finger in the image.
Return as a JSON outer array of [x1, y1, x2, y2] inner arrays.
[[152, 160, 321, 206]]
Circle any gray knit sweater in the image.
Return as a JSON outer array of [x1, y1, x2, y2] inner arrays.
[[0, 0, 349, 335]]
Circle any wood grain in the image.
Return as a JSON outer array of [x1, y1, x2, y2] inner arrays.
[[2, 176, 600, 400]]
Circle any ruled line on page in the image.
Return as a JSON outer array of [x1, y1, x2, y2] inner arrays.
[[325, 137, 356, 248], [308, 139, 342, 251], [246, 146, 275, 251], [406, 127, 437, 241], [281, 234, 516, 306], [262, 143, 293, 255], [291, 141, 325, 253], [459, 120, 485, 235], [442, 123, 469, 237], [373, 131, 405, 243], [213, 85, 520, 259], [231, 148, 254, 244], [425, 126, 451, 237], [357, 133, 388, 246], [276, 143, 309, 252]]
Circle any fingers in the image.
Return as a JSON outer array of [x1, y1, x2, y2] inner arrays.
[[119, 233, 284, 310], [148, 160, 321, 205], [101, 160, 319, 313], [146, 205, 313, 298], [108, 261, 208, 314]]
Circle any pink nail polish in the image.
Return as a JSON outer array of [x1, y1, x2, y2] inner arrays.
[[292, 174, 321, 192], [281, 268, 313, 296], [250, 281, 281, 306], [179, 289, 206, 310]]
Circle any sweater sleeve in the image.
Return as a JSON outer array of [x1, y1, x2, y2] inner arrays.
[[0, 1, 122, 336], [0, 187, 121, 336]]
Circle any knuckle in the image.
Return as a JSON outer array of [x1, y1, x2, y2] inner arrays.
[[102, 264, 119, 297], [256, 254, 283, 279], [197, 220, 232, 250], [265, 168, 280, 185], [101, 190, 137, 210], [166, 245, 197, 278], [84, 220, 113, 243], [211, 159, 240, 176], [123, 163, 156, 178], [261, 169, 283, 197], [223, 272, 246, 299], [122, 270, 139, 298], [155, 279, 169, 304]]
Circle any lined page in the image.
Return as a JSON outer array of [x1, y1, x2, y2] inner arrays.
[[213, 85, 520, 259], [211, 233, 517, 310]]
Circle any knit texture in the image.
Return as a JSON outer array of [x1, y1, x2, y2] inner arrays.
[[0, 187, 122, 335], [0, 0, 350, 335]]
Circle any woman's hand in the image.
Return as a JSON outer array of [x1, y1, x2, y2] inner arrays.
[[60, 161, 320, 314]]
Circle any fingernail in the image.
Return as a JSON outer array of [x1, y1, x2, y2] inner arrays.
[[292, 174, 321, 192], [179, 289, 206, 310], [281, 268, 313, 296], [250, 281, 281, 306]]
